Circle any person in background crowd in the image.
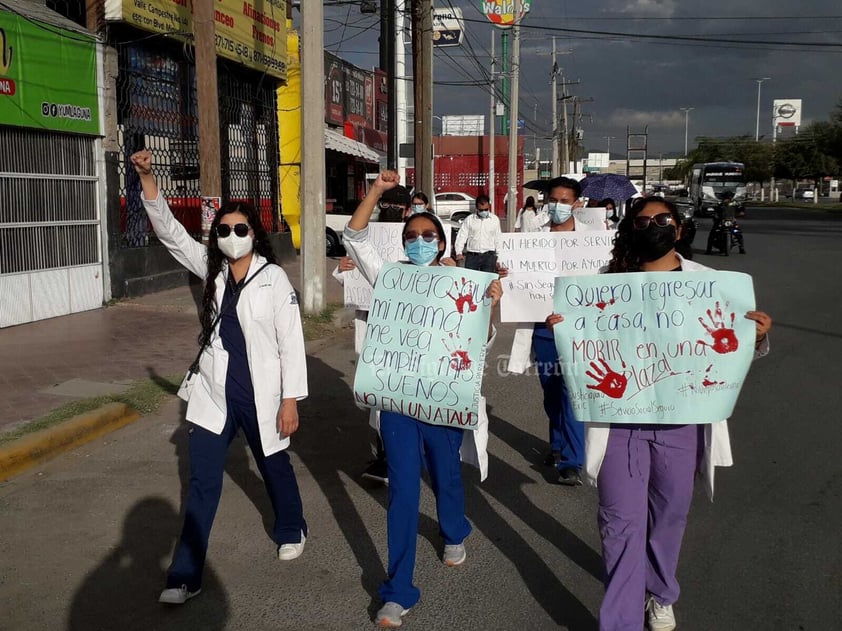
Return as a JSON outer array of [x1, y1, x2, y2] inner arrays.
[[507, 176, 589, 486], [378, 184, 412, 223], [453, 194, 502, 273], [546, 196, 772, 631], [408, 191, 431, 218], [515, 195, 542, 232], [130, 149, 309, 605], [331, 185, 412, 484], [601, 198, 619, 229], [342, 170, 502, 628]]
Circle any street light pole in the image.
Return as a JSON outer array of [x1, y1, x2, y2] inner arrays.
[[754, 77, 771, 141], [680, 107, 694, 157], [602, 135, 616, 156]]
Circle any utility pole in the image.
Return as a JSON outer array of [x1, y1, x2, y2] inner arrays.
[[506, 0, 521, 232], [300, 0, 326, 313], [501, 32, 509, 135], [551, 37, 559, 176], [412, 0, 433, 197], [489, 31, 495, 206], [754, 77, 770, 142], [384, 0, 397, 169], [603, 136, 616, 157], [193, 0, 222, 211], [680, 107, 694, 157], [560, 73, 570, 174]]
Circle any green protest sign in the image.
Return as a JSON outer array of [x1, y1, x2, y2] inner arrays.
[[353, 263, 496, 429], [0, 12, 99, 135], [553, 271, 757, 424]]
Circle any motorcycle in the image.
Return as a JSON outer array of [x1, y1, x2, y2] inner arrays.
[[675, 206, 697, 260], [706, 195, 745, 256]]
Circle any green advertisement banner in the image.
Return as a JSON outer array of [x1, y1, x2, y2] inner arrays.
[[0, 12, 99, 135]]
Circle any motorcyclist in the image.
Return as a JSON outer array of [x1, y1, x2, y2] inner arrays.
[[706, 191, 745, 255]]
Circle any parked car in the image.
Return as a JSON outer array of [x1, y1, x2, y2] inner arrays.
[[434, 191, 475, 219], [325, 203, 380, 256], [794, 188, 815, 200]]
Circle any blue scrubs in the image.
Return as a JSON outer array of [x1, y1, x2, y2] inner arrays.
[[166, 274, 306, 591], [532, 323, 584, 470], [378, 412, 471, 609]]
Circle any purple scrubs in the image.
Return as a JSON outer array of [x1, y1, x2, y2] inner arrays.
[[597, 423, 702, 631]]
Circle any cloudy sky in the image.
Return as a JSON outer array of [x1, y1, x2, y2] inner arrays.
[[316, 0, 842, 158]]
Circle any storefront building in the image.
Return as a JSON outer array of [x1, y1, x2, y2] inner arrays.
[[0, 3, 105, 327]]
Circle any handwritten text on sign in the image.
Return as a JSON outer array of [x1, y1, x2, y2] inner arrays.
[[552, 271, 756, 424], [343, 223, 453, 310], [353, 263, 495, 429], [498, 231, 614, 322]]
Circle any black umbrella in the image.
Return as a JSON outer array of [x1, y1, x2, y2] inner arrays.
[[579, 173, 639, 203], [523, 179, 552, 191]]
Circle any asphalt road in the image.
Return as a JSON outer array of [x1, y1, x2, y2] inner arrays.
[[0, 206, 839, 630]]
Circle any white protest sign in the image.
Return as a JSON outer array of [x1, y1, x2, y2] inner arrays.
[[343, 222, 454, 310], [574, 207, 609, 229], [497, 231, 614, 322]]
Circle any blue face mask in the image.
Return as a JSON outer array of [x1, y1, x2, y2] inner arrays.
[[478, 210, 490, 218], [411, 204, 426, 215], [405, 238, 440, 266], [546, 202, 573, 224]]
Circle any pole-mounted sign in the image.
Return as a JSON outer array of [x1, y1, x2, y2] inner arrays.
[[480, 0, 532, 28]]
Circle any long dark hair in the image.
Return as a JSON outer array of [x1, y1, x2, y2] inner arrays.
[[607, 197, 681, 273], [402, 212, 448, 262], [199, 202, 277, 346]]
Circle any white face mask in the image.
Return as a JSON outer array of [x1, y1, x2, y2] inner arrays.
[[217, 234, 254, 260]]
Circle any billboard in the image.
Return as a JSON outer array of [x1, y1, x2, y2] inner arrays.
[[773, 99, 802, 127], [104, 0, 288, 81], [0, 11, 99, 135], [443, 114, 485, 136]]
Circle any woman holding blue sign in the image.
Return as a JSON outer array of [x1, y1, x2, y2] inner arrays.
[[343, 171, 502, 629], [547, 197, 772, 631]]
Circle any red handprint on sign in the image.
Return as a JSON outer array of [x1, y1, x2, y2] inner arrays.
[[446, 277, 479, 314], [697, 302, 739, 354], [443, 333, 473, 373], [585, 359, 628, 399]]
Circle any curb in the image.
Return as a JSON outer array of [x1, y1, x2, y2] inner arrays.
[[0, 402, 141, 482]]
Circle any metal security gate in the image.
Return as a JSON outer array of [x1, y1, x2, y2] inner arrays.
[[0, 126, 103, 327], [114, 39, 280, 248]]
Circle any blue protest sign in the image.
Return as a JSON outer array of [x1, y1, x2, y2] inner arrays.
[[353, 263, 496, 429], [552, 271, 757, 424]]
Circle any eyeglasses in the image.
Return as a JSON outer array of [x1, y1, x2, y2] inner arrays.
[[379, 203, 406, 212], [632, 213, 674, 230], [404, 229, 439, 243], [215, 223, 250, 238]]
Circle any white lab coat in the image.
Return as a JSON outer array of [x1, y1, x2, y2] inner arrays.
[[343, 224, 492, 480], [582, 256, 770, 499], [143, 194, 308, 456], [505, 251, 768, 499]]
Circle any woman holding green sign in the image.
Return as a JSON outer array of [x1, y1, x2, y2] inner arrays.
[[343, 171, 502, 629], [547, 197, 772, 631]]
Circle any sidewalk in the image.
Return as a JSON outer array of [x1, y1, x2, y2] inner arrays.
[[0, 256, 345, 433]]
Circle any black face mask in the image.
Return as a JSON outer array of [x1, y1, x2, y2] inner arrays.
[[631, 224, 677, 261]]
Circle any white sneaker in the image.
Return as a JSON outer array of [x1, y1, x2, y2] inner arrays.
[[646, 595, 676, 631], [277, 532, 306, 561], [443, 543, 466, 567], [158, 585, 201, 604], [376, 601, 410, 628]]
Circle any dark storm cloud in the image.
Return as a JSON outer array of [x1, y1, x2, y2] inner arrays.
[[320, 0, 842, 155]]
